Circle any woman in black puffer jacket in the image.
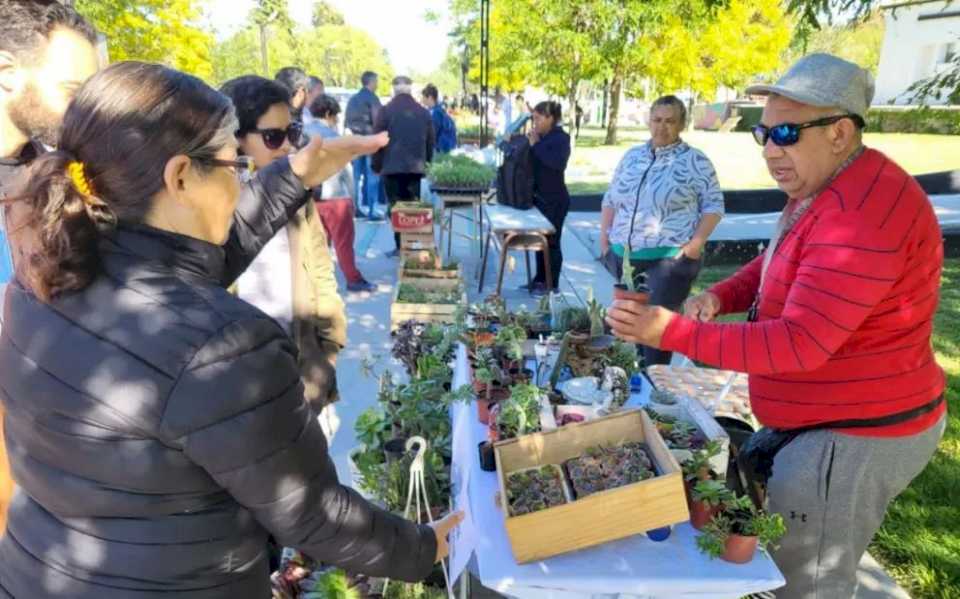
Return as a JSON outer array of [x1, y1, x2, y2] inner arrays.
[[0, 62, 459, 599]]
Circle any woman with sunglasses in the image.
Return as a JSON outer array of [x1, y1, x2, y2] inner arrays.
[[0, 62, 459, 598], [599, 95, 724, 366], [221, 75, 349, 421]]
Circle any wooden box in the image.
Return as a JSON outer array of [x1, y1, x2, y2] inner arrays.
[[390, 284, 466, 330], [391, 204, 434, 233], [399, 263, 463, 281], [493, 409, 690, 564], [399, 231, 436, 251]]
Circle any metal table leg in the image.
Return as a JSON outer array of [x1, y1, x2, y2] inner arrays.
[[477, 227, 493, 294]]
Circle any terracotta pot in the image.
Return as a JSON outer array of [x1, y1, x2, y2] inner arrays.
[[489, 387, 510, 402], [613, 284, 650, 304], [690, 500, 721, 531], [477, 397, 495, 425], [722, 534, 758, 564], [474, 332, 495, 347], [472, 379, 488, 394]]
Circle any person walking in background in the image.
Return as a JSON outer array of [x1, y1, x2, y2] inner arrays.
[[373, 76, 435, 257], [274, 66, 310, 122], [0, 0, 99, 537], [599, 95, 724, 366], [0, 60, 461, 597], [606, 54, 946, 598], [346, 71, 384, 219], [305, 94, 376, 292], [422, 84, 457, 154], [302, 75, 325, 124], [526, 101, 571, 294]]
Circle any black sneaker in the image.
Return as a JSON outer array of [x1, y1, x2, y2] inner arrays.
[[347, 279, 377, 293]]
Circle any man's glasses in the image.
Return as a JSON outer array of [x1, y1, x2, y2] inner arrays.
[[196, 156, 256, 177], [751, 114, 864, 147], [252, 122, 303, 150]]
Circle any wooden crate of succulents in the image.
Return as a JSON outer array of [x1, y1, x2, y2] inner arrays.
[[390, 281, 466, 330], [493, 408, 690, 564], [399, 252, 462, 281]]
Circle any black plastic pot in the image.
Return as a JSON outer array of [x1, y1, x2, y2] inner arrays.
[[384, 437, 408, 462], [478, 441, 496, 472]]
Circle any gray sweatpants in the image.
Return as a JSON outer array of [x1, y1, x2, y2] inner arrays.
[[767, 415, 946, 598]]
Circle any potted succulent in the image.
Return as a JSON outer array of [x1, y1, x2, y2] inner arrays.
[[689, 479, 735, 531], [681, 440, 724, 491], [505, 465, 570, 516], [612, 243, 651, 303], [584, 297, 615, 353], [492, 383, 543, 441], [495, 324, 526, 371], [696, 495, 787, 564]]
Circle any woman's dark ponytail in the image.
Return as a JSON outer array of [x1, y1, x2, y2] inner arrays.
[[6, 151, 114, 302], [5, 61, 237, 303]]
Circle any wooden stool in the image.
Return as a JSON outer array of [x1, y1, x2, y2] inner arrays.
[[478, 231, 552, 296]]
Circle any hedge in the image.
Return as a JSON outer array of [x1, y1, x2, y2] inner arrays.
[[732, 105, 960, 135]]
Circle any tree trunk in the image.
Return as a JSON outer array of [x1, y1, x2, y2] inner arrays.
[[259, 24, 269, 77], [604, 74, 624, 146], [567, 82, 578, 135]]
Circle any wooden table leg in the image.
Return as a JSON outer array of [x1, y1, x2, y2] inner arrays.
[[495, 233, 517, 296], [540, 234, 553, 292], [477, 228, 493, 293], [0, 406, 12, 536]]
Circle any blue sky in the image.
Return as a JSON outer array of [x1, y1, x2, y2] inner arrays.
[[205, 0, 454, 74]]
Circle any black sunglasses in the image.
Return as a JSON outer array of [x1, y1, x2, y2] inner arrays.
[[752, 114, 864, 147], [250, 122, 303, 150]]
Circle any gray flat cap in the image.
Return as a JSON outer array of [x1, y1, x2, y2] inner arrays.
[[745, 53, 875, 118]]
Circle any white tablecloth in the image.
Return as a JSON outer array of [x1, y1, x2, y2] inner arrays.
[[449, 345, 785, 598], [483, 204, 556, 235]]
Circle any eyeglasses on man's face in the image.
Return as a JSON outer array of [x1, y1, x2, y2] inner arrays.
[[751, 114, 864, 147]]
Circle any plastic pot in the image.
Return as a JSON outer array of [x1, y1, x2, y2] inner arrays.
[[721, 534, 758, 564], [646, 526, 672, 542], [477, 397, 496, 425], [612, 284, 650, 304], [383, 438, 408, 463], [478, 441, 496, 472], [690, 500, 721, 531]]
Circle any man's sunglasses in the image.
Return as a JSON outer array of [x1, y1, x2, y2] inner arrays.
[[250, 122, 303, 150], [751, 114, 864, 147]]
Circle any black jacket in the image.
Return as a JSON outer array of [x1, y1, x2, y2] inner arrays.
[[531, 126, 571, 210], [344, 87, 382, 136], [0, 158, 437, 598], [372, 94, 435, 177]]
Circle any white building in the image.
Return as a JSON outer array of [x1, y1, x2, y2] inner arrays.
[[875, 0, 960, 105]]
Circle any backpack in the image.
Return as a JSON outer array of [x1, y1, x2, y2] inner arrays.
[[438, 109, 457, 153], [496, 134, 535, 209]]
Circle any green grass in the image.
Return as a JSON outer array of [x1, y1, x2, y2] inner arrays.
[[568, 125, 960, 195], [692, 258, 960, 598]]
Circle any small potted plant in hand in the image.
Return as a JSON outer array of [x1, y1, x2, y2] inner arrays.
[[612, 243, 651, 303], [689, 479, 734, 531], [696, 495, 786, 564]]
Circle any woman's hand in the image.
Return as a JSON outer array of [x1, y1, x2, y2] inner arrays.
[[683, 291, 721, 322], [600, 232, 610, 255], [430, 511, 465, 563], [526, 129, 540, 145], [290, 133, 389, 189], [605, 301, 675, 347]]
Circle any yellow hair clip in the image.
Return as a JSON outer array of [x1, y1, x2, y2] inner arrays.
[[67, 161, 94, 197]]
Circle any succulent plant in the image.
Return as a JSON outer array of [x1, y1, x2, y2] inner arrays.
[[565, 442, 656, 498], [506, 466, 568, 516]]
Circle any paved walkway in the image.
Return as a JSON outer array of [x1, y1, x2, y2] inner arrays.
[[328, 208, 910, 599]]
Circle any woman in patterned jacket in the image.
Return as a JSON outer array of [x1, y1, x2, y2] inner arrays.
[[599, 95, 725, 366]]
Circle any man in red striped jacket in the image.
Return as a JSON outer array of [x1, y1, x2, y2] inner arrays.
[[608, 54, 946, 598]]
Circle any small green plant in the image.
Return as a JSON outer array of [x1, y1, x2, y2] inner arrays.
[[681, 440, 724, 482], [556, 307, 591, 334], [587, 297, 606, 338], [396, 283, 462, 305], [313, 568, 361, 599], [495, 323, 526, 362], [497, 383, 542, 438], [691, 479, 735, 508], [602, 340, 639, 376], [696, 494, 787, 559], [355, 408, 390, 450], [621, 243, 636, 291]]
